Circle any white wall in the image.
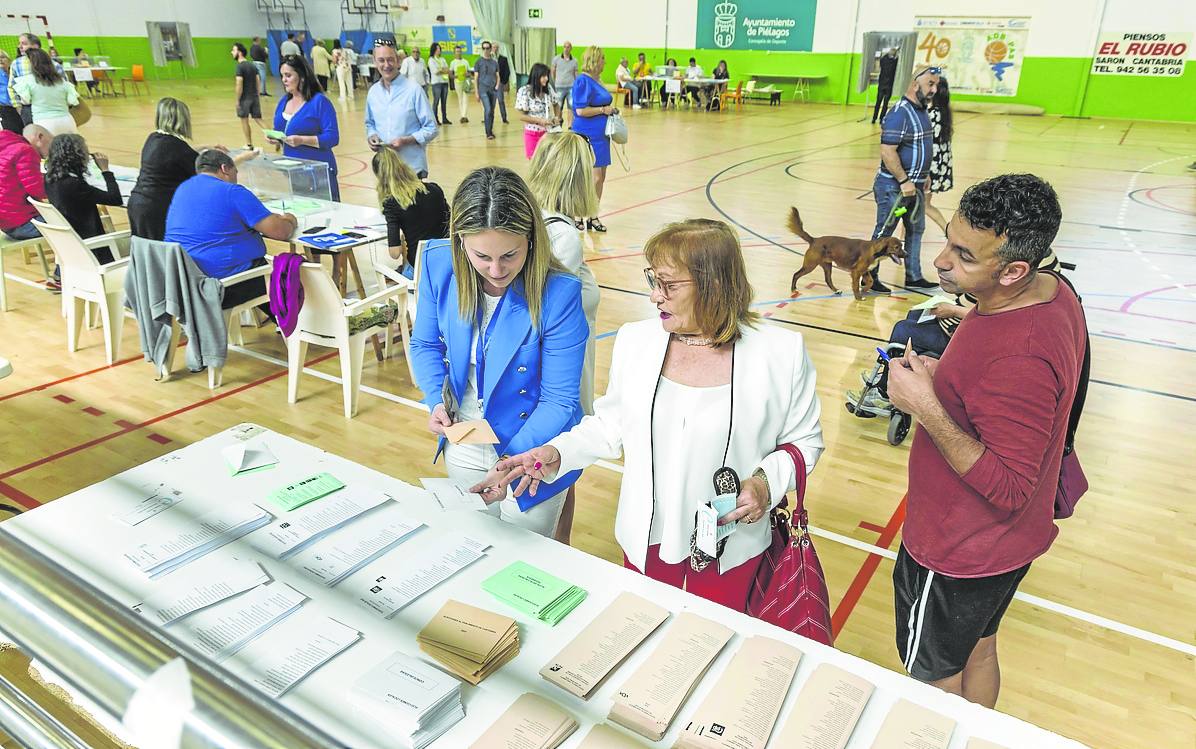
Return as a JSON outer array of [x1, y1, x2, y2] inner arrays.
[[25, 0, 263, 38]]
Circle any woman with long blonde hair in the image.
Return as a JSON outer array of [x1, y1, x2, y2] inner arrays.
[[372, 145, 448, 273], [527, 132, 601, 545], [410, 166, 589, 537]]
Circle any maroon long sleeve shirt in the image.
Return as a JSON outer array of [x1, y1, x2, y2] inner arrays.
[[904, 278, 1087, 578]]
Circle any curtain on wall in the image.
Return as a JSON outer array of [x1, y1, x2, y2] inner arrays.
[[515, 27, 556, 78], [858, 31, 916, 93], [468, 0, 514, 48]]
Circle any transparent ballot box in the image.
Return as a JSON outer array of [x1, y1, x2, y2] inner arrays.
[[238, 152, 333, 202]]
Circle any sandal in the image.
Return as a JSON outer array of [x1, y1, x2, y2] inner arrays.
[[574, 218, 586, 231], [587, 218, 607, 233]]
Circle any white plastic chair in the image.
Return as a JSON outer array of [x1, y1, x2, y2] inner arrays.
[[367, 239, 424, 383], [33, 221, 131, 365], [285, 262, 410, 418], [158, 263, 274, 389], [0, 234, 50, 312], [29, 198, 127, 260]]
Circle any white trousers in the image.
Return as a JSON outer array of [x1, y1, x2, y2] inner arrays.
[[336, 67, 351, 99], [444, 442, 565, 537], [455, 87, 470, 120]]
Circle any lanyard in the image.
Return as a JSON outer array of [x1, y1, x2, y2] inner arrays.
[[474, 292, 508, 407]]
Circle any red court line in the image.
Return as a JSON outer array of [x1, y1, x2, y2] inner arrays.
[[831, 495, 907, 638], [0, 352, 336, 484], [0, 349, 168, 404], [0, 479, 39, 511], [858, 521, 885, 533]]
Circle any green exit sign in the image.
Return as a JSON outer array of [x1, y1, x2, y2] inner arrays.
[[528, 8, 542, 18]]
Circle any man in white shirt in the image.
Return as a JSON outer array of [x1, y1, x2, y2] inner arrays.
[[400, 46, 428, 93], [365, 42, 438, 178], [684, 57, 707, 108], [615, 56, 641, 109], [279, 33, 301, 58]]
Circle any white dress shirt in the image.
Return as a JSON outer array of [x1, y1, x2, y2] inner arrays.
[[550, 319, 825, 574]]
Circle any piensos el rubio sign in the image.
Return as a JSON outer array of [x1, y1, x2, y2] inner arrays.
[[1092, 32, 1190, 76]]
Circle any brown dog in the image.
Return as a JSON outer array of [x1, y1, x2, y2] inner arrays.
[[787, 207, 906, 299]]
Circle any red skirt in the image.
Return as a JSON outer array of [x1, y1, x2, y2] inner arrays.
[[624, 544, 762, 613]]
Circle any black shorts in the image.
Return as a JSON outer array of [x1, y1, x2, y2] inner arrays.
[[236, 97, 261, 119], [893, 544, 1030, 682]]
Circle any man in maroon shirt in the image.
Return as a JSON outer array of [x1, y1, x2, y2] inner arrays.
[[886, 173, 1086, 708]]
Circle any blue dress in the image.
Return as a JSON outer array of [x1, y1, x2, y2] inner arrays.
[[273, 92, 341, 201], [570, 74, 612, 168]]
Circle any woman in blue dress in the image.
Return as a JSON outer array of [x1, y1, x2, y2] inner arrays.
[[270, 54, 341, 201], [570, 45, 619, 234]]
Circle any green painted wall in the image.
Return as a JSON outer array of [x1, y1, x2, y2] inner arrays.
[[577, 46, 1196, 122], [53, 36, 244, 81]]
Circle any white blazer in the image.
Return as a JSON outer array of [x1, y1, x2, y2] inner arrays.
[[550, 318, 824, 574]]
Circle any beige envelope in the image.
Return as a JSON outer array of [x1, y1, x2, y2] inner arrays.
[[444, 419, 500, 445]]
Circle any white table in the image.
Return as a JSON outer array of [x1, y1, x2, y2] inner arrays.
[[2, 425, 1086, 749]]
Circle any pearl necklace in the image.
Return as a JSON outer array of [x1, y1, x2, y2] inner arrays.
[[677, 334, 714, 347]]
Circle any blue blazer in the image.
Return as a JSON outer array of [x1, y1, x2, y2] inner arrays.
[[273, 92, 341, 200], [410, 239, 589, 510]]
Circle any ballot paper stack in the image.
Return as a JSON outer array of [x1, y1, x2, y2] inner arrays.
[[417, 600, 519, 685], [482, 561, 587, 626], [289, 502, 425, 587], [167, 582, 307, 662], [351, 651, 465, 749], [469, 692, 577, 749], [123, 504, 272, 579]]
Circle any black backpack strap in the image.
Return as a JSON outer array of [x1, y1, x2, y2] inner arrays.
[[544, 216, 572, 227], [1052, 270, 1090, 454]]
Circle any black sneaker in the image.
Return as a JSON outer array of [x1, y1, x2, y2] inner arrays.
[[461, 117, 469, 123], [905, 278, 939, 289], [869, 278, 892, 294]]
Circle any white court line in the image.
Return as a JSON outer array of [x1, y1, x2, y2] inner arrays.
[[227, 343, 1196, 658]]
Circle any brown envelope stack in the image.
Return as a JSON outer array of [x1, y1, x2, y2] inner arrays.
[[674, 635, 802, 749], [469, 692, 578, 749], [417, 599, 519, 685], [577, 723, 650, 748], [539, 591, 670, 700], [773, 663, 874, 749], [607, 612, 734, 740], [869, 699, 956, 749]]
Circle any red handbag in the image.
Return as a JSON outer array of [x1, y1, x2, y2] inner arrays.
[[747, 444, 834, 646]]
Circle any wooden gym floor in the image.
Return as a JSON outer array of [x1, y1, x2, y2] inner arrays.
[[1, 80, 1194, 749]]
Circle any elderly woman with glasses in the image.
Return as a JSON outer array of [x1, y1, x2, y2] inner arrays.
[[473, 219, 825, 612]]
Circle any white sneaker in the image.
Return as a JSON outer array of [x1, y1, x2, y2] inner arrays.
[[846, 389, 891, 411], [632, 104, 642, 109]]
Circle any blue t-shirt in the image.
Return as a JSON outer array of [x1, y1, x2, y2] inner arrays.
[[164, 174, 272, 278], [570, 73, 612, 139], [877, 97, 932, 185]]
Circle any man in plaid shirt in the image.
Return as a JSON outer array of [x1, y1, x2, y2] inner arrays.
[[868, 65, 941, 294], [8, 33, 64, 127]]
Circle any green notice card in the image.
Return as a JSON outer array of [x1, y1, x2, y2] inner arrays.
[[267, 472, 345, 511], [482, 561, 587, 626], [262, 128, 286, 140]]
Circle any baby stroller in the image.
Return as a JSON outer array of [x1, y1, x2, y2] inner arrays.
[[845, 341, 939, 446]]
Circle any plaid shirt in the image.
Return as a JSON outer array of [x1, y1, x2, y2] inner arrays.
[[877, 96, 932, 185], [7, 55, 66, 105]]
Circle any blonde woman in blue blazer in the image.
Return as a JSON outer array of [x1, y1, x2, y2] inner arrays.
[[410, 166, 589, 536]]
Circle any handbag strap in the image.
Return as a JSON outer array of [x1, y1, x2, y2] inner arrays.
[[1050, 271, 1090, 455], [773, 444, 808, 530]]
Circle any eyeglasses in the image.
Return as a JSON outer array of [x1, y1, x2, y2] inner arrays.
[[482, 45, 492, 51], [375, 39, 396, 48], [917, 66, 943, 77], [644, 268, 695, 299]]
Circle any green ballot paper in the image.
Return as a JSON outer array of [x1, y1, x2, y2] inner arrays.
[[267, 472, 345, 511], [482, 561, 587, 626], [262, 128, 286, 141]]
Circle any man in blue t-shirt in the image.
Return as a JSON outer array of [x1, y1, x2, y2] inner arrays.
[[165, 149, 297, 309], [869, 65, 941, 294]]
